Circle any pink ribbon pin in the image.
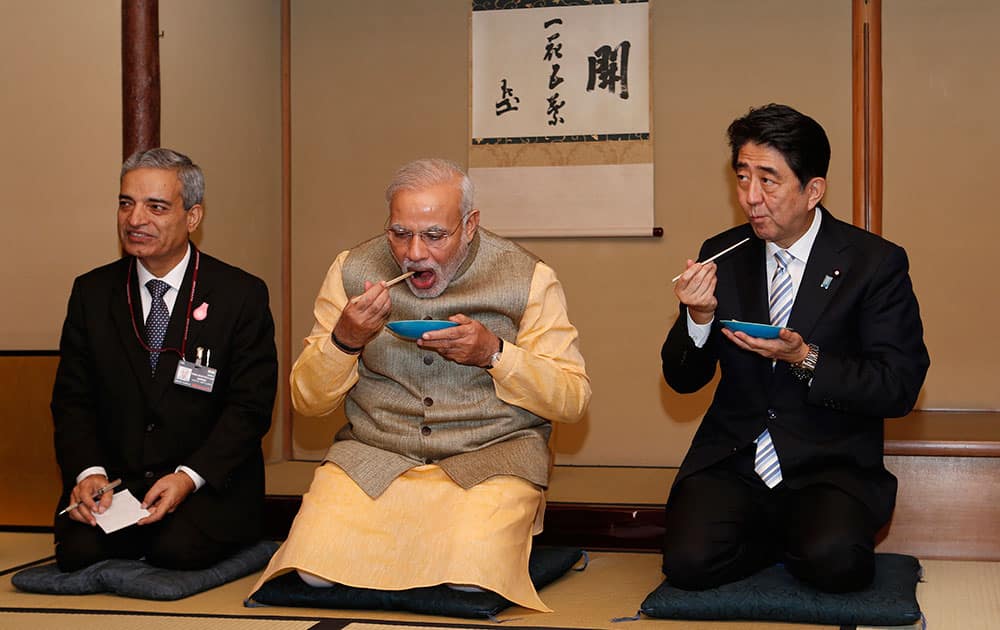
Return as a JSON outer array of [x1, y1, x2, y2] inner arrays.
[[192, 302, 209, 321]]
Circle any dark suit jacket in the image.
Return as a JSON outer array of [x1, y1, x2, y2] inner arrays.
[[51, 243, 278, 544], [661, 207, 929, 526]]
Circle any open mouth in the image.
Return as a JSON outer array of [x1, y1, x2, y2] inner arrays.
[[408, 269, 437, 289]]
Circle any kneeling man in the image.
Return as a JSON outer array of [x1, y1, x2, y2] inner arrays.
[[52, 148, 277, 572], [252, 158, 590, 610]]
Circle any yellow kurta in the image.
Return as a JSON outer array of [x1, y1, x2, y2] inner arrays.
[[250, 463, 549, 611]]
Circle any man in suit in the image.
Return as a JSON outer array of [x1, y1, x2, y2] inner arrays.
[[660, 104, 929, 593], [51, 148, 277, 572]]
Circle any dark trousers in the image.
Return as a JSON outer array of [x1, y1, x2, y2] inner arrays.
[[54, 505, 240, 573], [661, 446, 879, 593]]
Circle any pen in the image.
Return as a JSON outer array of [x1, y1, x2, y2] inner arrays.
[[58, 478, 122, 516]]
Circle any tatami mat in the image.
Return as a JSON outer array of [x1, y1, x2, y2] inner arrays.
[[914, 559, 1000, 628], [0, 611, 317, 630], [0, 612, 606, 630], [2, 532, 998, 629], [1, 532, 54, 575]]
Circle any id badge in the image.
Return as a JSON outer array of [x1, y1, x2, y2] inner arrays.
[[174, 359, 217, 393]]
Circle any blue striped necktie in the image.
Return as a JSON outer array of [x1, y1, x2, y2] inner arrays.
[[755, 249, 794, 488], [145, 279, 170, 374]]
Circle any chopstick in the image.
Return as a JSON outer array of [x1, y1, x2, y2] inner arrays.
[[384, 270, 415, 287], [671, 237, 750, 283], [349, 271, 416, 305]]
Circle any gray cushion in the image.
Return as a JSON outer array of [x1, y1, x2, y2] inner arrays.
[[11, 540, 278, 601], [640, 552, 922, 626], [246, 546, 585, 619]]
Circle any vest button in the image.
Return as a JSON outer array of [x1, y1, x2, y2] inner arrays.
[[421, 426, 432, 436], [423, 397, 433, 406], [144, 471, 154, 479], [423, 355, 434, 365], [767, 408, 777, 420]]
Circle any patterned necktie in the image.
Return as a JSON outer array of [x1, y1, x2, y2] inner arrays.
[[768, 249, 794, 328], [145, 279, 170, 374], [755, 249, 795, 488]]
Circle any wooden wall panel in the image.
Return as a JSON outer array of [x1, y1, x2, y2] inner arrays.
[[0, 1, 121, 351], [882, 0, 1000, 409], [0, 356, 61, 527]]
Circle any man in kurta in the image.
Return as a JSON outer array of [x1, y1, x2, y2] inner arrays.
[[252, 158, 591, 610]]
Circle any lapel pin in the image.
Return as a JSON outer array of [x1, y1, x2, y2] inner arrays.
[[820, 269, 842, 290], [193, 302, 209, 321]]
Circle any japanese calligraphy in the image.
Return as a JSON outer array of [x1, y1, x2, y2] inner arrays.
[[495, 78, 520, 116], [546, 92, 566, 126], [471, 2, 648, 140], [544, 17, 566, 126], [543, 18, 564, 61], [587, 41, 631, 100]]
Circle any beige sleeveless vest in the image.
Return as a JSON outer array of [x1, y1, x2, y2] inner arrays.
[[325, 229, 552, 498]]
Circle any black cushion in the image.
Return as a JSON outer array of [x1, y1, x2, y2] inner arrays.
[[11, 540, 278, 601], [640, 553, 922, 626], [246, 546, 585, 619]]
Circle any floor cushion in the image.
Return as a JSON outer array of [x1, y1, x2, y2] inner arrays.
[[640, 552, 922, 626], [246, 545, 585, 619], [12, 540, 279, 601]]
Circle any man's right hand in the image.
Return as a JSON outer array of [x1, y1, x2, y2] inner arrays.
[[67, 474, 113, 526], [674, 260, 718, 324], [333, 280, 392, 350]]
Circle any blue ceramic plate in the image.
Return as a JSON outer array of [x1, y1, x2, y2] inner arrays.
[[385, 319, 458, 341], [720, 319, 785, 339]]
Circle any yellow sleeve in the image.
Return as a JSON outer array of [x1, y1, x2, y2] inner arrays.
[[488, 261, 591, 423], [289, 251, 361, 417]]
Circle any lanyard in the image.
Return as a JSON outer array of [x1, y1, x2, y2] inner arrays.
[[126, 247, 201, 360]]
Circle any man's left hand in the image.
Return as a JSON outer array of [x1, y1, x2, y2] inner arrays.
[[722, 327, 810, 364], [138, 472, 196, 525], [417, 314, 499, 367]]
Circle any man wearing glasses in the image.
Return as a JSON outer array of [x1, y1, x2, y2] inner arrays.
[[252, 158, 591, 611]]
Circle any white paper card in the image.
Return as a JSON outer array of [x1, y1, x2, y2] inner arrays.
[[94, 489, 150, 534]]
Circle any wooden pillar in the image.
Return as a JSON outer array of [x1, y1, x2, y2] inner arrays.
[[280, 0, 293, 459], [122, 0, 161, 160], [852, 0, 882, 234]]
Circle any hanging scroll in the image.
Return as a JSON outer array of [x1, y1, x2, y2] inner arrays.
[[470, 0, 653, 237]]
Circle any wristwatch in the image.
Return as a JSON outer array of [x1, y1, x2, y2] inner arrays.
[[790, 343, 819, 381], [486, 337, 504, 369]]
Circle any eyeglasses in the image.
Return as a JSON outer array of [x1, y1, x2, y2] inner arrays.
[[384, 219, 465, 249]]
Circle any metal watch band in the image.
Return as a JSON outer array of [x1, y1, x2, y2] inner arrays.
[[487, 337, 504, 369], [790, 343, 819, 381]]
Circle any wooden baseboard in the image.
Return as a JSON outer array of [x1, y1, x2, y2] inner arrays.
[[887, 410, 1000, 456], [880, 454, 1000, 560]]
